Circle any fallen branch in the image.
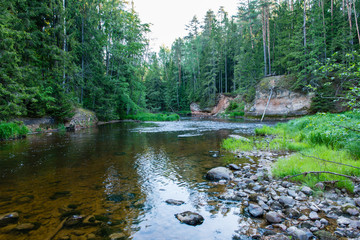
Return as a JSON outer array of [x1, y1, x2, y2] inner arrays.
[[46, 217, 67, 240], [283, 171, 360, 182], [300, 153, 360, 170]]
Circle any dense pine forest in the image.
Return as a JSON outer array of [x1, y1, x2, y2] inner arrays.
[[1, 0, 360, 121]]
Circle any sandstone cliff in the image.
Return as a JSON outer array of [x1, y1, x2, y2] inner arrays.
[[245, 76, 314, 118]]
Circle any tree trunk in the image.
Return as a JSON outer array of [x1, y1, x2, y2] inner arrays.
[[262, 6, 267, 75], [347, 0, 353, 46], [62, 0, 66, 87], [353, 0, 360, 44], [266, 5, 271, 75], [303, 0, 307, 48], [248, 0, 254, 49], [321, 0, 327, 59], [81, 12, 84, 104]]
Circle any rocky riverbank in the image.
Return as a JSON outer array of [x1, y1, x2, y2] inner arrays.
[[204, 150, 360, 240]]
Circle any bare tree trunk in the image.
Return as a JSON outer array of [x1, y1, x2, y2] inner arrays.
[[291, 0, 294, 11], [62, 0, 66, 87], [266, 5, 271, 75], [347, 0, 354, 46], [303, 0, 307, 48], [321, 0, 327, 59], [81, 12, 84, 104], [106, 32, 110, 75], [353, 0, 360, 44], [262, 6, 267, 75], [248, 0, 254, 49]]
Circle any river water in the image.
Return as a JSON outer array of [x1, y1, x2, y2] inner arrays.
[[0, 118, 271, 240]]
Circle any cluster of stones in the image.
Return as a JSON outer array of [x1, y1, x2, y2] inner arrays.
[[205, 151, 360, 240], [0, 212, 38, 233]]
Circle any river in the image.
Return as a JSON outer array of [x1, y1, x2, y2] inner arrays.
[[0, 118, 271, 240]]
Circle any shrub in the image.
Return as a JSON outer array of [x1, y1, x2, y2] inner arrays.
[[0, 121, 29, 140]]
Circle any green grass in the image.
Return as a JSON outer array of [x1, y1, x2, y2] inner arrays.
[[0, 121, 29, 140], [223, 111, 360, 191], [124, 112, 180, 121], [272, 146, 360, 192]]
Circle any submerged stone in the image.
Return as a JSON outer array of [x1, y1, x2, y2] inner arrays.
[[175, 211, 204, 226], [165, 199, 185, 206], [49, 191, 71, 200], [0, 212, 19, 227]]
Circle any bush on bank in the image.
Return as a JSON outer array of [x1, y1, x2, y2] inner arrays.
[[0, 122, 29, 140], [124, 112, 180, 121]]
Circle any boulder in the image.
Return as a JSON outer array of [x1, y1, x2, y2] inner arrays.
[[248, 204, 264, 217], [266, 211, 283, 223], [301, 186, 313, 195], [175, 211, 204, 226], [279, 196, 295, 208], [206, 167, 233, 181], [287, 226, 313, 240]]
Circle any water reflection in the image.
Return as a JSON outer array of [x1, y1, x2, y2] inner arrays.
[[0, 120, 270, 240]]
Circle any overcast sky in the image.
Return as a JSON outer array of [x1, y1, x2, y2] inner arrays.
[[133, 0, 239, 52]]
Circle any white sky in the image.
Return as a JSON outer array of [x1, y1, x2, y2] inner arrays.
[[132, 0, 240, 52]]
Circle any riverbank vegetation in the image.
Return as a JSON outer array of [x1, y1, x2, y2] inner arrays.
[[1, 0, 360, 123], [123, 112, 180, 122], [0, 122, 29, 140], [223, 111, 360, 191]]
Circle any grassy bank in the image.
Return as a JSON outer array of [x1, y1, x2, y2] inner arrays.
[[124, 112, 180, 121], [222, 111, 360, 191], [0, 122, 29, 140]]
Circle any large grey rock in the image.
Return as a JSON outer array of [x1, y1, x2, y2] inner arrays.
[[248, 204, 264, 217], [206, 167, 234, 181], [309, 211, 320, 220], [279, 196, 295, 208], [287, 226, 313, 240], [175, 211, 204, 226], [266, 211, 283, 223], [0, 212, 19, 227], [301, 186, 313, 195]]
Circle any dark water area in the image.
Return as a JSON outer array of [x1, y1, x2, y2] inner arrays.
[[0, 118, 273, 240]]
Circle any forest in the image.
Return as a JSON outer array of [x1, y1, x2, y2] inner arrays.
[[1, 0, 360, 122]]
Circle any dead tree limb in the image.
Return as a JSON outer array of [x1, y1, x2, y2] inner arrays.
[[300, 153, 360, 170], [261, 87, 274, 122], [46, 217, 68, 240], [283, 171, 360, 182]]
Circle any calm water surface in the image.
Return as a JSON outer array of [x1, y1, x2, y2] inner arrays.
[[0, 118, 271, 240]]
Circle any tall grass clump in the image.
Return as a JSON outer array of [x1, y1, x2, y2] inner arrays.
[[0, 122, 29, 140], [272, 145, 360, 192]]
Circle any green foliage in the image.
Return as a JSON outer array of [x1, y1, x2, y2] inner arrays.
[[226, 100, 245, 117], [272, 146, 360, 192], [124, 112, 180, 121], [0, 122, 29, 140]]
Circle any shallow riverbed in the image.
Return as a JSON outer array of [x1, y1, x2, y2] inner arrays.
[[0, 118, 271, 240]]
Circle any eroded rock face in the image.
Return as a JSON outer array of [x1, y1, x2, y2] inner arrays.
[[206, 167, 234, 181], [245, 76, 314, 118], [175, 211, 204, 226]]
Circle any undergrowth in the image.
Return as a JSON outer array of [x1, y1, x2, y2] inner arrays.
[[223, 111, 360, 192], [124, 112, 180, 121], [0, 121, 29, 140]]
